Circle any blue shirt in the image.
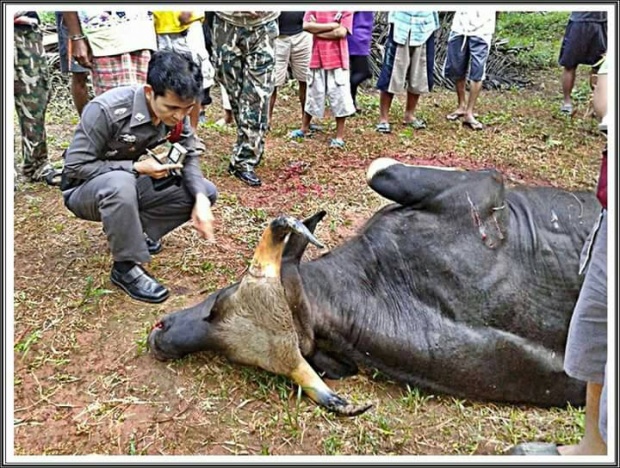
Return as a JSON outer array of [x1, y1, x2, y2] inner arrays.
[[388, 11, 439, 46]]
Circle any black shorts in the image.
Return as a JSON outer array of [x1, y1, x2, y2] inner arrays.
[[558, 20, 607, 69]]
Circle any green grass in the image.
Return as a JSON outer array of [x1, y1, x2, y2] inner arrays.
[[496, 11, 570, 69]]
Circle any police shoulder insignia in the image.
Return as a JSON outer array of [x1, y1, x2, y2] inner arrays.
[[114, 107, 128, 115]]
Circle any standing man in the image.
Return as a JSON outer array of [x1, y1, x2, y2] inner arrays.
[[558, 11, 607, 114], [55, 11, 90, 116], [375, 11, 439, 134], [62, 10, 157, 96], [268, 11, 312, 124], [60, 50, 217, 304], [152, 11, 213, 135], [213, 11, 280, 187], [14, 11, 55, 184], [348, 11, 374, 113], [508, 55, 609, 457], [443, 10, 497, 130]]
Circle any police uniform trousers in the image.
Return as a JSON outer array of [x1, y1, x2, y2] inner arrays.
[[63, 171, 218, 264]]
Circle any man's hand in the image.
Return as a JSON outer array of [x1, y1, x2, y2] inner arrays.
[[14, 13, 38, 25], [178, 11, 193, 25], [134, 157, 183, 179], [191, 194, 215, 242], [71, 38, 93, 69]]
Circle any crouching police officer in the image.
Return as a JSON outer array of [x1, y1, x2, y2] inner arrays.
[[61, 50, 217, 303]]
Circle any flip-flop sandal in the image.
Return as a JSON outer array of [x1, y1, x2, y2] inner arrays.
[[463, 119, 484, 130], [309, 123, 323, 133], [375, 122, 391, 134], [446, 112, 465, 121], [289, 129, 307, 139], [403, 118, 427, 130], [560, 103, 573, 114], [329, 138, 345, 149]]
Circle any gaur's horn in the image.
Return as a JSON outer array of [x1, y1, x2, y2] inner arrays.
[[246, 216, 324, 280], [290, 359, 373, 417]]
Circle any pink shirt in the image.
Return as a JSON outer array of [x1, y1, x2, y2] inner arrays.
[[304, 11, 353, 70]]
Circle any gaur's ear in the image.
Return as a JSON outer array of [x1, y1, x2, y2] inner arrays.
[[283, 210, 327, 264]]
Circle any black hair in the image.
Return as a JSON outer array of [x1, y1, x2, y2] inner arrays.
[[147, 49, 203, 102]]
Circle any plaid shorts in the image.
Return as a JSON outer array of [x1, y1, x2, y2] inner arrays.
[[91, 50, 151, 95]]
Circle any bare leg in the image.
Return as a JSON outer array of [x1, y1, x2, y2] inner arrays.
[[447, 78, 468, 118], [589, 70, 598, 90], [562, 66, 577, 106], [403, 92, 421, 123], [224, 109, 233, 125], [335, 116, 346, 140], [378, 90, 394, 124], [71, 72, 90, 116], [268, 86, 278, 123], [558, 382, 606, 455], [298, 81, 307, 119], [300, 111, 312, 134], [464, 80, 483, 123]]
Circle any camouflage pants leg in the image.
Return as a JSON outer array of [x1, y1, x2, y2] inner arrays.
[[213, 17, 277, 171], [14, 25, 50, 180]]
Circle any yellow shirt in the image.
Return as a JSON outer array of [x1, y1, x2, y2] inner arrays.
[[152, 11, 204, 34]]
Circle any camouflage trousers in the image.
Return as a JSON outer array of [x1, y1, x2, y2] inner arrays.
[[14, 25, 50, 180], [213, 16, 277, 171]]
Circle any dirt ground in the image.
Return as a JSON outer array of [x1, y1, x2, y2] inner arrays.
[[12, 69, 604, 456]]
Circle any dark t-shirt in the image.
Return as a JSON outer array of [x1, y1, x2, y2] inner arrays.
[[278, 11, 304, 36], [570, 11, 607, 22]]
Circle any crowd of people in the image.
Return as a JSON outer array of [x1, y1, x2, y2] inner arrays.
[[13, 9, 609, 457]]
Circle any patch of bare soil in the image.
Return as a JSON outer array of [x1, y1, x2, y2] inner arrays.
[[12, 69, 602, 456]]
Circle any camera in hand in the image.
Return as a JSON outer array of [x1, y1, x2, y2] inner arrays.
[[151, 143, 188, 191]]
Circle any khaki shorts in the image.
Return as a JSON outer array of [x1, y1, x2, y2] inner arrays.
[[274, 31, 312, 86], [563, 210, 607, 384], [377, 29, 435, 95], [305, 68, 356, 118]]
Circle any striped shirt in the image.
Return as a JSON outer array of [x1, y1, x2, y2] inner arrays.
[[305, 11, 353, 70], [388, 11, 439, 46]]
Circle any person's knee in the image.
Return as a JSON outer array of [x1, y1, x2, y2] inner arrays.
[[97, 173, 138, 206]]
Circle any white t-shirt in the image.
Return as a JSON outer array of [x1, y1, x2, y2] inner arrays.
[[450, 11, 496, 45]]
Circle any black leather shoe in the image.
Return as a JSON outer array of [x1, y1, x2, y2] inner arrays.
[[228, 163, 262, 187], [145, 236, 163, 255], [110, 264, 169, 303]]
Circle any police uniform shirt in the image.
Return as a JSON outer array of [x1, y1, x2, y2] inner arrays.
[[63, 85, 206, 198]]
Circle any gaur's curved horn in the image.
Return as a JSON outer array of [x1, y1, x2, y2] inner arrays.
[[246, 216, 324, 280], [291, 359, 373, 417]]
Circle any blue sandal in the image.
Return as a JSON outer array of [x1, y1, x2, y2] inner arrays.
[[375, 122, 391, 134], [329, 138, 345, 149], [289, 129, 307, 139]]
